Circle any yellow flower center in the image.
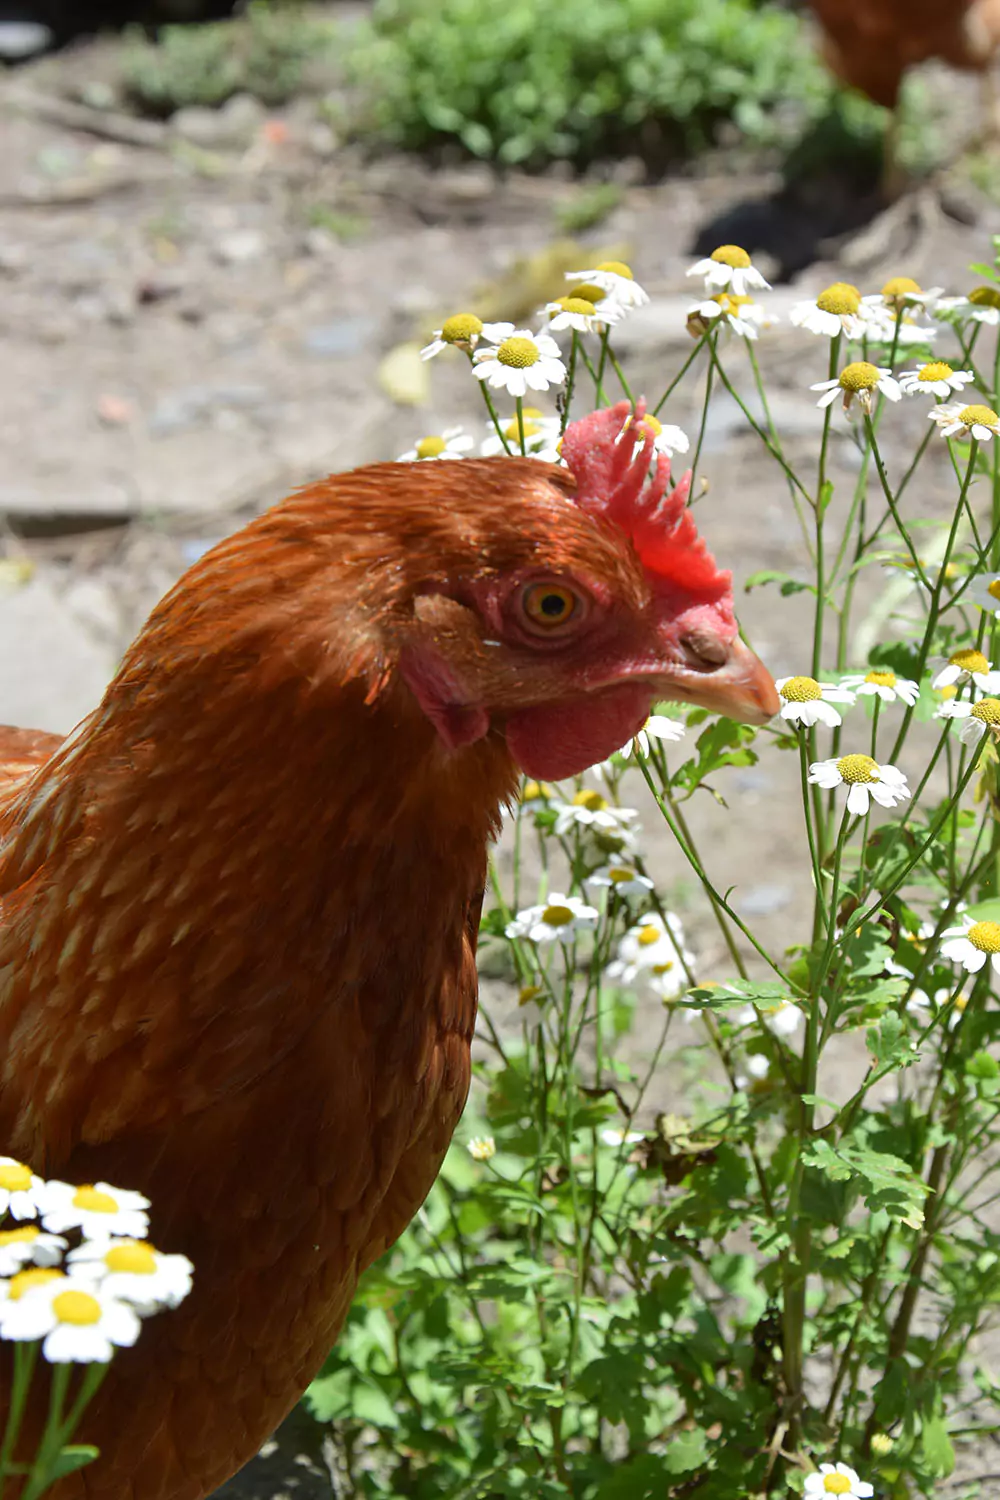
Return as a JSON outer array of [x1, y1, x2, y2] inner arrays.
[[596, 260, 633, 278], [918, 362, 954, 382], [503, 417, 541, 441], [496, 337, 540, 369], [624, 412, 663, 440], [836, 754, 879, 784], [541, 904, 575, 927], [968, 920, 1000, 953], [970, 286, 1000, 310], [816, 283, 861, 316], [839, 362, 881, 392], [573, 789, 607, 811], [569, 282, 605, 304], [518, 983, 543, 1006], [938, 684, 958, 700], [552, 296, 597, 317], [882, 276, 920, 298], [9, 1268, 62, 1300], [52, 1289, 102, 1327], [104, 1241, 157, 1275], [989, 580, 1000, 602], [607, 867, 636, 883], [823, 1479, 851, 1497], [950, 648, 989, 674], [780, 675, 822, 703], [959, 404, 999, 429], [72, 1186, 119, 1215], [522, 779, 549, 800], [440, 313, 483, 344], [971, 697, 1000, 725], [637, 924, 662, 947], [0, 1162, 33, 1193], [710, 245, 751, 269], [865, 669, 896, 687], [414, 436, 447, 459], [714, 293, 752, 314], [651, 960, 675, 974], [0, 1226, 39, 1246], [955, 993, 970, 1012]]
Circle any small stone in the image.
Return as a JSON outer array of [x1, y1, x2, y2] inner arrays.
[[0, 20, 52, 60], [213, 229, 266, 267], [96, 394, 135, 426], [303, 317, 377, 358]]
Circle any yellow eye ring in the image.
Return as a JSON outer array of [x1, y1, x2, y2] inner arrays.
[[521, 583, 581, 630]]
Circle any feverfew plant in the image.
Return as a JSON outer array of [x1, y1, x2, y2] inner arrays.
[[305, 237, 1000, 1496], [0, 1163, 192, 1498]]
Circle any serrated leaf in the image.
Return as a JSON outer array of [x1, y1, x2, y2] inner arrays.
[[921, 1414, 955, 1477]]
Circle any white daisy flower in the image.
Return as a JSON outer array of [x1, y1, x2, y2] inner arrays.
[[0, 1225, 68, 1277], [865, 276, 942, 314], [687, 293, 766, 340], [0, 1272, 141, 1363], [37, 1181, 150, 1241], [397, 427, 474, 462], [504, 893, 600, 945], [961, 287, 1000, 325], [941, 914, 1000, 976], [898, 362, 975, 399], [968, 573, 1000, 618], [65, 1239, 193, 1315], [473, 328, 566, 398], [737, 997, 805, 1039], [686, 244, 770, 298], [617, 713, 687, 759], [606, 912, 693, 996], [862, 305, 938, 348], [0, 1157, 46, 1222], [541, 294, 621, 333], [808, 754, 910, 815], [480, 408, 562, 457], [734, 1053, 771, 1090], [420, 314, 514, 361], [600, 1127, 644, 1147], [467, 1136, 496, 1162], [789, 282, 866, 339], [552, 790, 639, 837], [585, 863, 654, 898], [564, 260, 649, 312], [930, 401, 1000, 441], [804, 1461, 874, 1499], [621, 413, 690, 462], [812, 362, 901, 414], [839, 669, 920, 706], [939, 695, 1000, 745], [931, 648, 1000, 693], [775, 675, 855, 728]]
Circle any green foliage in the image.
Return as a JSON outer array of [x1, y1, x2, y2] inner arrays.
[[122, 3, 337, 116], [346, 0, 836, 169]]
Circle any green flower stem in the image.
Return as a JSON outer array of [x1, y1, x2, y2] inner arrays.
[[821, 1227, 893, 1428], [477, 376, 511, 453], [798, 733, 829, 936], [0, 1340, 38, 1490], [689, 334, 717, 499], [602, 336, 632, 402], [870, 695, 881, 760], [863, 417, 931, 591], [707, 342, 813, 508], [652, 329, 711, 417], [560, 330, 580, 432], [885, 438, 981, 768], [514, 396, 527, 456], [21, 1362, 71, 1500], [746, 338, 812, 554], [594, 327, 610, 406], [858, 424, 934, 554]]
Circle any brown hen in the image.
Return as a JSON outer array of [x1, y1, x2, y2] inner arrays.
[[0, 403, 777, 1499]]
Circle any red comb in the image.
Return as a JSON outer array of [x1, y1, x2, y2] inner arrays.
[[560, 400, 729, 597]]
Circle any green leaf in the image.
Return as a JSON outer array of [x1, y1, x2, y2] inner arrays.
[[46, 1447, 100, 1481], [967, 1050, 1000, 1080], [662, 1426, 709, 1474], [744, 568, 813, 596], [921, 1414, 956, 1477], [803, 1139, 928, 1227], [866, 1012, 911, 1069]]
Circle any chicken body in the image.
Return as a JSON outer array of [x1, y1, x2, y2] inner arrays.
[[808, 0, 1000, 109], [0, 415, 776, 1499]]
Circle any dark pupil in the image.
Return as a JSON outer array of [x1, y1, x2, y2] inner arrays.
[[539, 592, 568, 618]]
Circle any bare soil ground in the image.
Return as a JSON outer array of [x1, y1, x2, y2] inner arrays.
[[6, 21, 1000, 1495]]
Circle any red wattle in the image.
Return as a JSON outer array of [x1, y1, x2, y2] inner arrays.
[[504, 683, 653, 780]]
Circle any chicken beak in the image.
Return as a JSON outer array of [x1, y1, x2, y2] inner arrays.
[[658, 636, 780, 726]]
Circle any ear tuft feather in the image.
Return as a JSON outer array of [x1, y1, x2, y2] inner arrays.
[[561, 399, 730, 600]]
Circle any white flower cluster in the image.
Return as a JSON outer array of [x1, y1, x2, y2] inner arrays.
[[0, 1161, 192, 1364]]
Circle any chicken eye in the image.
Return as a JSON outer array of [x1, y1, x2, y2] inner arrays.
[[521, 583, 581, 630]]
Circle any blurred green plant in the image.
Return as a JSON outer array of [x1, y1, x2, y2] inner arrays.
[[346, 0, 841, 170], [122, 2, 337, 116]]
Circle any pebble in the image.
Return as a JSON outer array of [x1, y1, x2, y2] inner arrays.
[[148, 384, 271, 436], [172, 93, 266, 152], [0, 20, 52, 60], [303, 317, 377, 358], [214, 229, 267, 267]]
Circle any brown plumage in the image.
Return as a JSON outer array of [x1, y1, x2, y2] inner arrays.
[[0, 404, 777, 1499], [807, 0, 1000, 109]]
